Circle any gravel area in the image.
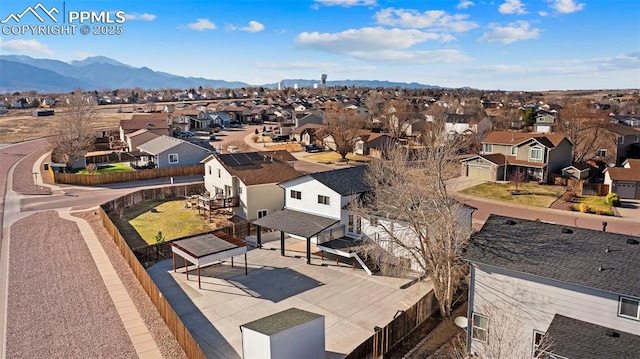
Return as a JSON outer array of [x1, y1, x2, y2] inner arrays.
[[6, 211, 137, 358], [11, 146, 52, 194], [74, 210, 188, 359]]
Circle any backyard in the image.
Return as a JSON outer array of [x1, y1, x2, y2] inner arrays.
[[461, 182, 566, 207], [77, 162, 134, 175], [305, 151, 371, 164], [124, 199, 230, 245]]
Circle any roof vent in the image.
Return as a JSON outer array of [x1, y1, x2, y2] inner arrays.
[[505, 219, 516, 225], [627, 238, 640, 245], [561, 228, 573, 234], [605, 329, 620, 338], [605, 244, 610, 253], [598, 263, 604, 272]]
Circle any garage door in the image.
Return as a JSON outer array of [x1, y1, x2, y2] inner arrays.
[[467, 164, 492, 181], [615, 182, 637, 199]]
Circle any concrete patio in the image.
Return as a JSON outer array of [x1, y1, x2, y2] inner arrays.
[[148, 237, 432, 359]]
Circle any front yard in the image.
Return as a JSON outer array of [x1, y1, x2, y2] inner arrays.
[[571, 196, 614, 216], [461, 182, 566, 207]]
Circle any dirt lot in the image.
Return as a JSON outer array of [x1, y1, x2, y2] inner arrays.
[[0, 107, 129, 143]]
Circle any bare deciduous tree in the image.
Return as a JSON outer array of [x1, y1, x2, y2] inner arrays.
[[49, 89, 96, 168], [383, 99, 419, 139], [352, 116, 473, 317], [448, 305, 554, 359], [559, 98, 605, 163], [323, 110, 365, 160]]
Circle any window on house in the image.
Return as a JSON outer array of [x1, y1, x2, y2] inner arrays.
[[257, 209, 268, 219], [596, 149, 607, 157], [510, 146, 517, 156], [348, 214, 354, 232], [168, 154, 179, 163], [472, 313, 488, 343], [619, 296, 640, 320], [483, 144, 493, 153], [208, 166, 212, 175], [635, 135, 639, 143], [532, 330, 545, 357], [357, 217, 362, 233], [217, 168, 221, 178], [618, 136, 625, 144], [530, 146, 543, 161], [290, 190, 302, 200], [318, 195, 330, 205]]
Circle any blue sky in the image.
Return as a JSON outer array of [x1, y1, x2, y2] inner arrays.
[[0, 0, 639, 90]]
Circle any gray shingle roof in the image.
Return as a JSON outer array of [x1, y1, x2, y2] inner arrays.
[[252, 209, 339, 238], [137, 135, 209, 155], [308, 166, 370, 196], [464, 215, 640, 297], [545, 315, 640, 359], [241, 308, 323, 336]]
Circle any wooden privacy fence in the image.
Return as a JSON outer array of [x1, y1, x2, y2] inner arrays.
[[54, 164, 204, 185], [345, 290, 438, 359], [567, 178, 609, 196], [99, 207, 206, 359]]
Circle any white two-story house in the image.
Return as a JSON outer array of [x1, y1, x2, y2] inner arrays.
[[253, 165, 473, 275], [201, 152, 302, 221], [464, 215, 640, 359]]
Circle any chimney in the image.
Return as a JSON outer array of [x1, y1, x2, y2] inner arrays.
[[602, 221, 608, 232]]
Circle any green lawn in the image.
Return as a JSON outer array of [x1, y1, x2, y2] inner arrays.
[[461, 182, 566, 207], [78, 162, 134, 175], [572, 196, 614, 216], [127, 200, 212, 245]]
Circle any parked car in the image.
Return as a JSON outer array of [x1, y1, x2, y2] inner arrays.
[[272, 134, 290, 143], [209, 134, 216, 140], [304, 144, 324, 153], [177, 131, 194, 138]]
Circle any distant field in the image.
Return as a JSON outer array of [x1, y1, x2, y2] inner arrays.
[[0, 108, 130, 144]]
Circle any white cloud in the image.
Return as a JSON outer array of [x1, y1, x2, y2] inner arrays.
[[313, 0, 376, 7], [124, 12, 156, 21], [0, 38, 54, 55], [374, 8, 478, 32], [295, 27, 445, 54], [351, 49, 472, 64], [548, 0, 585, 14], [74, 51, 93, 60], [253, 61, 341, 70], [478, 21, 540, 44], [457, 1, 475, 9], [241, 21, 265, 33], [498, 0, 527, 14], [186, 18, 216, 31], [538, 11, 549, 16]]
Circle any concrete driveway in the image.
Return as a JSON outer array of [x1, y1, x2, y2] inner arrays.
[[616, 199, 640, 220]]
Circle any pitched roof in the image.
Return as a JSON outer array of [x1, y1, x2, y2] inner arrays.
[[308, 166, 370, 196], [292, 123, 326, 135], [464, 215, 640, 297], [482, 131, 567, 148], [605, 159, 640, 181], [137, 135, 209, 155], [252, 209, 339, 238], [120, 118, 169, 131], [260, 150, 298, 163], [461, 154, 506, 166], [210, 152, 302, 186], [545, 315, 640, 359], [604, 122, 640, 136]]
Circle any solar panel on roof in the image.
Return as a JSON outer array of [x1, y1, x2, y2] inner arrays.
[[218, 152, 263, 166]]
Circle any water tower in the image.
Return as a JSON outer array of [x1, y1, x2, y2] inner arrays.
[[320, 74, 327, 85]]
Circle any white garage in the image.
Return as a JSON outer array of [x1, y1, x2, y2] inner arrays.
[[467, 164, 493, 181], [614, 182, 637, 199]]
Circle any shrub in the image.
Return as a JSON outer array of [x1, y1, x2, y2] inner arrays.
[[606, 193, 621, 207], [86, 163, 98, 172], [579, 203, 590, 213], [254, 128, 259, 135], [251, 135, 259, 143]]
